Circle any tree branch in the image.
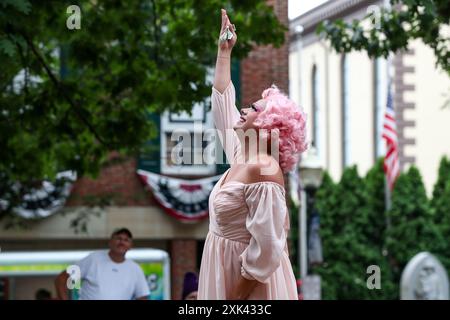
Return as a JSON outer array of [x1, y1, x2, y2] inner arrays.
[[19, 31, 110, 148]]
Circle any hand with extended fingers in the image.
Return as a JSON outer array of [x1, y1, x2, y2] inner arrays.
[[218, 9, 237, 53]]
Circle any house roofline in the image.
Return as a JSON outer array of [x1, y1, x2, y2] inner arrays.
[[289, 0, 381, 41]]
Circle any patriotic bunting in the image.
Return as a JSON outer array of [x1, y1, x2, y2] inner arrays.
[[0, 171, 76, 219], [137, 169, 222, 223]]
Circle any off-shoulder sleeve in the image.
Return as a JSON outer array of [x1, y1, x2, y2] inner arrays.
[[211, 82, 243, 166], [239, 183, 288, 284]]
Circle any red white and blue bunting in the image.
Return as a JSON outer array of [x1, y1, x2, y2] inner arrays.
[[137, 169, 222, 223], [0, 171, 76, 219]]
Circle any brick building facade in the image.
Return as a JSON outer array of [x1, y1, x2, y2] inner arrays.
[[242, 0, 289, 105]]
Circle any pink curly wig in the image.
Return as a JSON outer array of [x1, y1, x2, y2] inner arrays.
[[254, 85, 308, 173]]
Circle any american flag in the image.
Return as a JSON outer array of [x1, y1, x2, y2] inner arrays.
[[382, 84, 400, 190]]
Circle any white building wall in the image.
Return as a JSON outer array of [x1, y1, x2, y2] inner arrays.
[[290, 2, 450, 193], [292, 41, 377, 181], [289, 50, 301, 106], [407, 40, 450, 193], [346, 50, 375, 175], [297, 42, 327, 169], [328, 52, 345, 180]]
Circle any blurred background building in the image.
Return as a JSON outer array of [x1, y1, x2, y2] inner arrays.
[[290, 0, 450, 194]]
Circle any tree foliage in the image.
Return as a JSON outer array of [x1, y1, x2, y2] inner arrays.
[[386, 166, 444, 275], [317, 0, 450, 75], [312, 159, 449, 299], [313, 166, 393, 299], [0, 0, 286, 221], [430, 157, 450, 272], [310, 172, 339, 299]]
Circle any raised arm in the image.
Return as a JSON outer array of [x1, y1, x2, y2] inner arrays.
[[214, 9, 236, 93], [211, 9, 242, 166]]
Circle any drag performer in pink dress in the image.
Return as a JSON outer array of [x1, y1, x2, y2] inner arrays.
[[198, 9, 307, 300]]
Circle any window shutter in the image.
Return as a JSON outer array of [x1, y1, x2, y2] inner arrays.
[[137, 113, 161, 173]]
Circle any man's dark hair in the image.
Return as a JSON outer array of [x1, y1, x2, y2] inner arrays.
[[111, 227, 133, 239]]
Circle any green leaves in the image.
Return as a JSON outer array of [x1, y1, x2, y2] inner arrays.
[[0, 36, 16, 56], [311, 159, 450, 299], [429, 156, 450, 273], [385, 166, 442, 282], [1, 0, 32, 15], [317, 0, 450, 75], [0, 0, 285, 223]]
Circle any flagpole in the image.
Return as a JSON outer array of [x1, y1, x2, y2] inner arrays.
[[385, 46, 393, 215], [384, 0, 393, 208], [384, 67, 392, 213], [384, 176, 391, 211]]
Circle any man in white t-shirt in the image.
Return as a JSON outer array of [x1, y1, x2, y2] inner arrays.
[[55, 228, 150, 300]]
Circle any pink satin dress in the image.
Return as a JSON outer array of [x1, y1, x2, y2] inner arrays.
[[197, 82, 298, 300]]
